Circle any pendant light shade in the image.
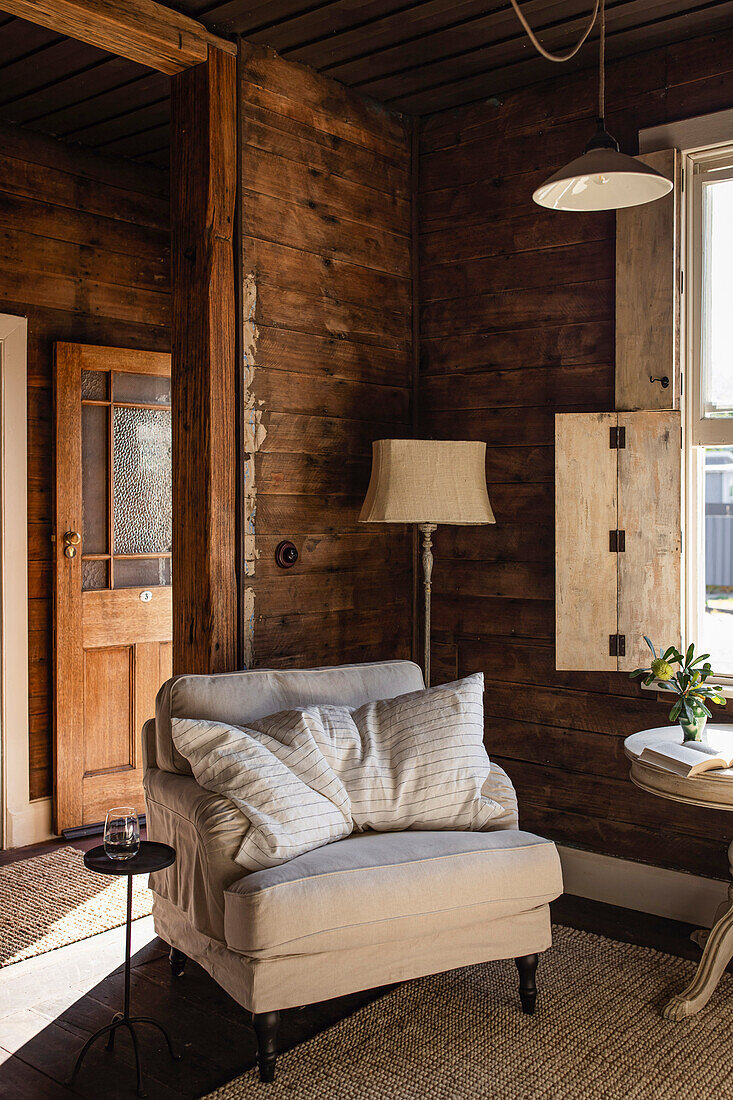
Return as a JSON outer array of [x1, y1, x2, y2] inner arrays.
[[510, 0, 674, 213], [533, 127, 674, 212]]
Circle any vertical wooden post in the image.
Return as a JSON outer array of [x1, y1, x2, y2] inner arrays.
[[170, 47, 238, 674]]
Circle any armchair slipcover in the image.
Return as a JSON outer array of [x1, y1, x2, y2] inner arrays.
[[143, 661, 563, 1081]]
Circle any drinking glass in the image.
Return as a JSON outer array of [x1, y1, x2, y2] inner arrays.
[[104, 807, 140, 860]]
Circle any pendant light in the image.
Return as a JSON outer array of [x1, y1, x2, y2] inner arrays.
[[510, 0, 673, 212]]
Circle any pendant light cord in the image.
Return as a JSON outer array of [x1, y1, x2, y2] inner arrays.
[[508, 0, 600, 64], [598, 0, 606, 119]]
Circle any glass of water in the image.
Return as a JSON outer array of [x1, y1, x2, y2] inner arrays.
[[104, 807, 140, 861]]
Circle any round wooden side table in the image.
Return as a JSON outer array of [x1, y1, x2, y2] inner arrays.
[[625, 726, 733, 1020], [67, 840, 178, 1096]]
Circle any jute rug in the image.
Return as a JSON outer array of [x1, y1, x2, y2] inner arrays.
[[204, 924, 733, 1100], [0, 846, 152, 967]]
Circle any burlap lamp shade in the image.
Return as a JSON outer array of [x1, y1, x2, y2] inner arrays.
[[360, 439, 495, 684]]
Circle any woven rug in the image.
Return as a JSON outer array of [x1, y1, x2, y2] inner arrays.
[[205, 924, 733, 1100], [0, 846, 153, 967]]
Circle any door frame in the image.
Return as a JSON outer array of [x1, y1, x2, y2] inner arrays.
[[0, 2, 239, 842], [0, 313, 53, 847]]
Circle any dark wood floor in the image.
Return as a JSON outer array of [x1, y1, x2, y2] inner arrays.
[[0, 934, 390, 1099], [0, 836, 722, 1099]]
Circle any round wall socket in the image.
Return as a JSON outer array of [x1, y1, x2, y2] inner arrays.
[[275, 541, 299, 568]]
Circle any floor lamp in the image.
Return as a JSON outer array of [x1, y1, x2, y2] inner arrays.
[[359, 439, 495, 686]]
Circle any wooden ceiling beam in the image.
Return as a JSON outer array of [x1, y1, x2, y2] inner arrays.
[[0, 0, 236, 74]]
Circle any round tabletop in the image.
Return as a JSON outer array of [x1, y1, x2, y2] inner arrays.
[[624, 726, 733, 811], [84, 840, 176, 876]]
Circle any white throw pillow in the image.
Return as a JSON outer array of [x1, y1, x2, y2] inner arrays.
[[172, 672, 502, 871], [317, 672, 502, 833], [172, 709, 353, 870]]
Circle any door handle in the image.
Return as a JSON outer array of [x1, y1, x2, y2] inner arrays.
[[63, 531, 81, 559]]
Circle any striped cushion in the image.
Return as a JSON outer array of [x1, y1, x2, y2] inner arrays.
[[171, 708, 353, 870], [172, 674, 503, 871]]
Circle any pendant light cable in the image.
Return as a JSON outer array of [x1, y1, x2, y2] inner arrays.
[[598, 0, 606, 120], [508, 0, 600, 64]]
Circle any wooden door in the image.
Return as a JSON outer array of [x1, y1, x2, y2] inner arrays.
[[54, 343, 172, 832]]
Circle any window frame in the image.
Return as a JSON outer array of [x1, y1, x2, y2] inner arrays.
[[684, 142, 733, 685]]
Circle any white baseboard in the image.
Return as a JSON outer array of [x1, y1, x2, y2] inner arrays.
[[558, 844, 729, 927], [5, 797, 53, 849]]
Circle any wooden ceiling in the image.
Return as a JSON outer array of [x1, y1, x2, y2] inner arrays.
[[0, 12, 171, 167], [1, 0, 733, 168], [208, 0, 733, 114]]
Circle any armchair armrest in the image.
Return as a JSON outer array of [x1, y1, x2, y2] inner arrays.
[[144, 764, 250, 942]]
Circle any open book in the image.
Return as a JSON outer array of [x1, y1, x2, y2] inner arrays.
[[639, 737, 733, 778]]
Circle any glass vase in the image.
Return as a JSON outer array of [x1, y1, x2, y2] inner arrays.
[[679, 701, 708, 743]]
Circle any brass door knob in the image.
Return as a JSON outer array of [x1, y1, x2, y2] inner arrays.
[[63, 531, 81, 559]]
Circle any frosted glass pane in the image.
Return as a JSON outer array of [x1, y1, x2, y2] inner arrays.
[[702, 178, 733, 416], [82, 404, 108, 555], [113, 407, 172, 555], [113, 372, 170, 405], [82, 370, 108, 401], [82, 560, 108, 591], [115, 557, 171, 589]]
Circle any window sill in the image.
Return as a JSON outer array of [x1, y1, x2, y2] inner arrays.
[[641, 681, 733, 703]]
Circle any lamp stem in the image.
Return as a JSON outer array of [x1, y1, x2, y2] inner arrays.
[[419, 523, 437, 688]]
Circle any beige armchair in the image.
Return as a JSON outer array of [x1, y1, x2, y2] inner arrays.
[[143, 661, 563, 1082]]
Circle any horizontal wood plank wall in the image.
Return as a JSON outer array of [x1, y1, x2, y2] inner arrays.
[[0, 120, 170, 801], [239, 43, 413, 669], [419, 29, 733, 879]]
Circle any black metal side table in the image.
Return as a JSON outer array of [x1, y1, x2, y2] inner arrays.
[[68, 840, 179, 1097]]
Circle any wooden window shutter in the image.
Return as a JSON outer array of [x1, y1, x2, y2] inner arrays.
[[616, 410, 682, 672], [555, 411, 681, 671], [615, 149, 682, 412], [555, 413, 618, 671]]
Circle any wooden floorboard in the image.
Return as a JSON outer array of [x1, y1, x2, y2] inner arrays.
[[552, 894, 708, 967], [0, 948, 387, 1098]]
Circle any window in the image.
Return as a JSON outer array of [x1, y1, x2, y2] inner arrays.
[[686, 145, 733, 679]]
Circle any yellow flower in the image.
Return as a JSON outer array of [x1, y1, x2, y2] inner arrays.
[[651, 658, 674, 682]]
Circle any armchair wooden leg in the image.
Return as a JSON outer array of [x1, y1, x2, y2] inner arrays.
[[515, 953, 538, 1015], [169, 947, 188, 977], [253, 1010, 280, 1083]]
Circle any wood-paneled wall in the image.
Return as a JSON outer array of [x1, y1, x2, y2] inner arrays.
[[0, 121, 170, 801], [419, 29, 733, 879], [240, 44, 414, 669]]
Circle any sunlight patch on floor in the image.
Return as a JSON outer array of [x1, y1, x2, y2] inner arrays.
[[0, 915, 156, 1052]]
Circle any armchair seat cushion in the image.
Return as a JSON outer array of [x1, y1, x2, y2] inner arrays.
[[224, 829, 562, 958]]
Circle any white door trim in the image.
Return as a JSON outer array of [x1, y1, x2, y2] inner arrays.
[[1, 313, 53, 848]]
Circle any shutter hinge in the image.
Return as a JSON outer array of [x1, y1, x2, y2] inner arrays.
[[681, 167, 685, 193], [609, 634, 626, 657], [610, 426, 626, 449], [609, 529, 626, 552], [680, 269, 684, 295]]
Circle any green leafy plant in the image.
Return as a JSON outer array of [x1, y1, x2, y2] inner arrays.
[[630, 637, 727, 723]]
